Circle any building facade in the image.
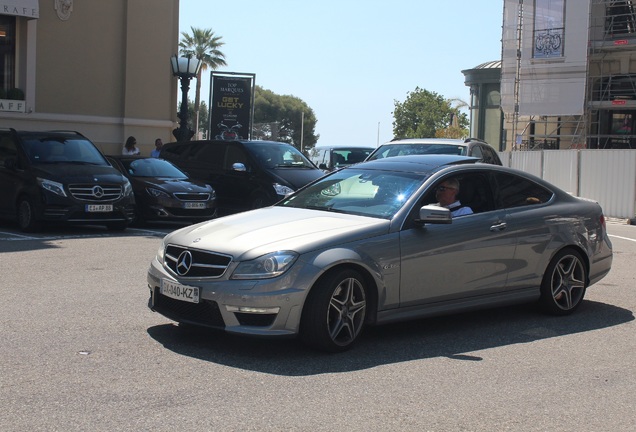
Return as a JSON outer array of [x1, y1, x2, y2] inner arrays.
[[462, 60, 504, 151], [500, 0, 636, 151], [0, 0, 179, 155]]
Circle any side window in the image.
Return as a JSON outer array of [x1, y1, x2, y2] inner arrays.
[[224, 144, 248, 170], [480, 145, 494, 164], [470, 145, 483, 161], [418, 171, 495, 215], [493, 172, 553, 208], [192, 143, 225, 169], [0, 134, 18, 166]]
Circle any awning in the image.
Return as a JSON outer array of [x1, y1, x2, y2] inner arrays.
[[0, 0, 39, 19]]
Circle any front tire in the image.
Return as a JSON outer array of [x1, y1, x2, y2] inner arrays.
[[17, 196, 41, 232], [539, 249, 587, 315], [301, 269, 367, 353]]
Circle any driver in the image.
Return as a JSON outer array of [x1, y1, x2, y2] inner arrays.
[[435, 178, 473, 217]]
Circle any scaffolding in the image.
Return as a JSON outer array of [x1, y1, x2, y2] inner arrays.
[[586, 0, 636, 149], [503, 0, 636, 150]]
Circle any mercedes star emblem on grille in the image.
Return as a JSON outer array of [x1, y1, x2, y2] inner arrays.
[[92, 186, 104, 198], [176, 251, 193, 275]]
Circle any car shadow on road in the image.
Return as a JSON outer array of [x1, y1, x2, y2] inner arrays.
[[146, 300, 633, 376]]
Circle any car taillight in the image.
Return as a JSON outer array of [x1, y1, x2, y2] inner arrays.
[[599, 214, 606, 228]]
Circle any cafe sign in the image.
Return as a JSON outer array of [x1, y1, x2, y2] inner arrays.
[[0, 99, 26, 112]]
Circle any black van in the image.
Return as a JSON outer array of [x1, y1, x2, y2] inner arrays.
[[0, 129, 135, 232], [160, 139, 324, 214]]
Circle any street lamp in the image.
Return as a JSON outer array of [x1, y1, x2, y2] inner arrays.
[[171, 55, 202, 142]]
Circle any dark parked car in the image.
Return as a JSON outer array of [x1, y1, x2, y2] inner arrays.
[[308, 145, 375, 172], [366, 138, 502, 165], [106, 155, 217, 225], [0, 129, 134, 232], [159, 139, 324, 214], [147, 154, 612, 352]]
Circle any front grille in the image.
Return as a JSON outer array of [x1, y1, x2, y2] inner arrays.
[[69, 184, 122, 201], [174, 193, 211, 201], [165, 244, 232, 278], [153, 291, 225, 328]]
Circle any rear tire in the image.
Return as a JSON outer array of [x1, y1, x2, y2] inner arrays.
[[301, 269, 367, 353], [539, 249, 587, 315], [17, 196, 41, 232]]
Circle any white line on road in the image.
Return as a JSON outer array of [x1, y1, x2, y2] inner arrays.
[[609, 234, 636, 243]]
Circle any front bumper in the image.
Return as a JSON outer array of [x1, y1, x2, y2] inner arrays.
[[146, 256, 313, 337], [38, 191, 135, 224]]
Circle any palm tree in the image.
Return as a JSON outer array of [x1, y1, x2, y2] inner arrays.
[[179, 27, 227, 136]]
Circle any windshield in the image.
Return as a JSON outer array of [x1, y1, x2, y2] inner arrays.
[[278, 168, 425, 219], [23, 137, 109, 165], [367, 143, 467, 160], [247, 141, 315, 169], [120, 158, 187, 179]]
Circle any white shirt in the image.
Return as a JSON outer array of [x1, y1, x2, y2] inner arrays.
[[122, 147, 140, 155], [444, 200, 473, 217]]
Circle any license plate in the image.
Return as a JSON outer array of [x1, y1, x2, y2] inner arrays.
[[86, 204, 113, 212], [160, 279, 200, 303], [184, 202, 206, 209]]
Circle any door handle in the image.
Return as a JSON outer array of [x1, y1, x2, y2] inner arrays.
[[490, 222, 507, 232]]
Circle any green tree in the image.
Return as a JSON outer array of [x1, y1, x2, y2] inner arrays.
[[392, 87, 469, 139], [253, 86, 319, 150], [179, 27, 227, 137], [186, 99, 209, 138]]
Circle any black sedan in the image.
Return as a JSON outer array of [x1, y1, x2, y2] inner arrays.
[[107, 156, 216, 225]]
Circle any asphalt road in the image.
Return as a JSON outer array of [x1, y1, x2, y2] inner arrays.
[[0, 220, 634, 432]]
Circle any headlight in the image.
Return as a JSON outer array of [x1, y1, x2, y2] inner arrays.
[[147, 187, 170, 198], [231, 251, 298, 280], [273, 183, 294, 196], [123, 180, 133, 196], [156, 236, 167, 262], [37, 178, 66, 197]]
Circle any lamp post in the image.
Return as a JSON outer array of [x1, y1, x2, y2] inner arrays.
[[171, 55, 202, 142]]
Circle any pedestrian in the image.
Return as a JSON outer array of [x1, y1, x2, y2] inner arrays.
[[150, 138, 163, 158], [122, 136, 140, 155]]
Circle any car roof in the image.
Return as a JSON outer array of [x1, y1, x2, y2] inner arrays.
[[7, 130, 87, 139], [352, 154, 479, 173], [165, 139, 294, 147], [107, 155, 150, 160], [312, 145, 375, 150], [380, 138, 468, 146]]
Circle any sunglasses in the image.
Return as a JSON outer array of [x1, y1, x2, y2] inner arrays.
[[436, 185, 456, 192]]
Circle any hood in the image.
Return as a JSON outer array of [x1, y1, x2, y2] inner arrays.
[[131, 177, 211, 193], [265, 167, 324, 189], [165, 206, 389, 261], [32, 164, 127, 184]]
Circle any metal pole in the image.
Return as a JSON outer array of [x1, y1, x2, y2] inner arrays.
[[173, 76, 193, 142], [300, 111, 304, 152]]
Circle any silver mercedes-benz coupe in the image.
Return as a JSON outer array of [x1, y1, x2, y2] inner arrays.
[[147, 155, 613, 352]]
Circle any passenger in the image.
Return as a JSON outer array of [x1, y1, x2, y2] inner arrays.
[[435, 178, 473, 217], [122, 136, 140, 155]]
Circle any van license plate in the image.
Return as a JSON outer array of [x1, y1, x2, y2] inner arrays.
[[86, 204, 113, 212], [161, 279, 200, 303]]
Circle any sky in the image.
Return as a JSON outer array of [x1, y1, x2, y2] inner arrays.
[[179, 0, 504, 147]]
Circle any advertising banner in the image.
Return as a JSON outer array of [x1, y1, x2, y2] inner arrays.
[[209, 73, 255, 140]]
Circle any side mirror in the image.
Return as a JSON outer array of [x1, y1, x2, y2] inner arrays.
[[319, 163, 328, 170], [416, 204, 452, 224], [232, 162, 247, 172]]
